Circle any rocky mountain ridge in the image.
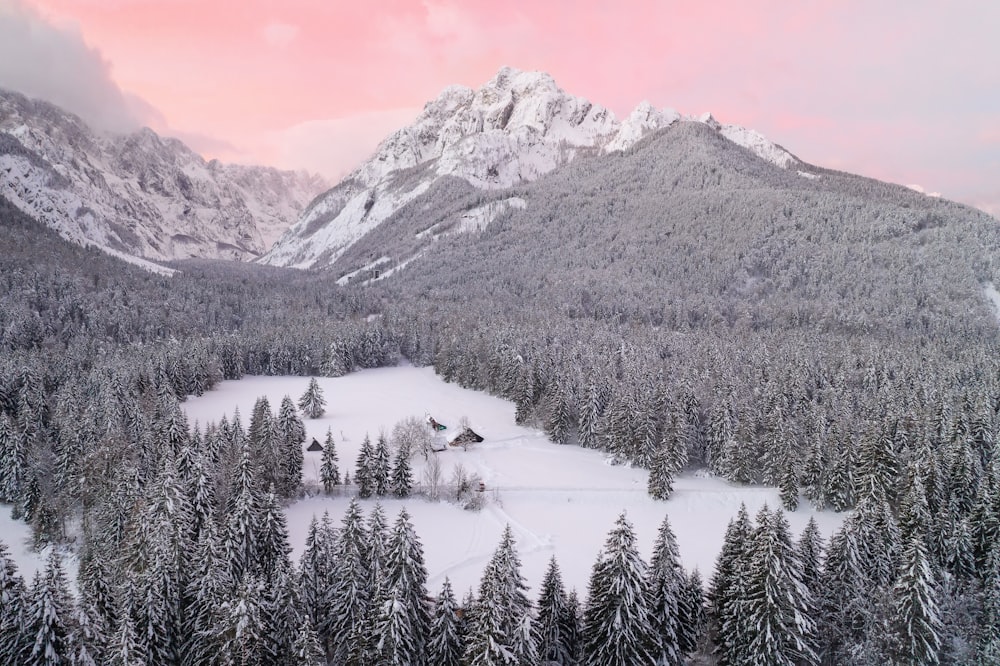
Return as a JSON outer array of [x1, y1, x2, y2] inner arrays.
[[0, 88, 327, 263], [262, 67, 801, 269]]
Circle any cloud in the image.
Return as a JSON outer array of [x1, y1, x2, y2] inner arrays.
[[0, 0, 157, 132], [268, 108, 422, 179], [262, 21, 299, 48]]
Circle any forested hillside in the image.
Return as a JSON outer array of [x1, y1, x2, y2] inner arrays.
[[1, 111, 1000, 664]]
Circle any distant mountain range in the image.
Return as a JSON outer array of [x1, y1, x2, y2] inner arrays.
[[0, 88, 326, 262], [261, 66, 805, 269]]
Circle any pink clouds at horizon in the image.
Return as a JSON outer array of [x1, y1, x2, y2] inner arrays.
[[6, 0, 1000, 216]]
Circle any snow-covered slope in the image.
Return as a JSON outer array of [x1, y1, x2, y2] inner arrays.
[[0, 89, 327, 262], [263, 67, 797, 269]]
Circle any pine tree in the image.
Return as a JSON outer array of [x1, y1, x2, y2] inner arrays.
[[544, 379, 573, 445], [797, 517, 824, 604], [320, 429, 340, 493], [583, 513, 657, 666], [110, 594, 144, 666], [816, 522, 866, 664], [678, 569, 706, 655], [888, 536, 942, 665], [779, 456, 799, 511], [428, 579, 463, 666], [0, 540, 28, 665], [327, 499, 370, 663], [534, 557, 573, 665], [276, 395, 305, 497], [647, 444, 676, 501], [355, 435, 374, 498], [708, 504, 752, 665], [292, 618, 325, 666], [380, 508, 431, 664], [646, 514, 683, 665], [25, 552, 73, 666], [218, 575, 266, 666], [742, 506, 817, 666], [390, 444, 413, 497], [298, 378, 327, 419], [373, 433, 391, 496], [463, 525, 534, 666]]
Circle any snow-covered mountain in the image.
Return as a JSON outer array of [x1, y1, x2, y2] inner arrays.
[[262, 66, 799, 268], [0, 89, 327, 262]]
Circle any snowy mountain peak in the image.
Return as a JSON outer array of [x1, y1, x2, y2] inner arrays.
[[263, 68, 800, 269], [0, 88, 327, 263]]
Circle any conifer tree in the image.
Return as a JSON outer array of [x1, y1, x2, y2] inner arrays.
[[646, 514, 683, 665], [276, 395, 305, 496], [380, 508, 431, 664], [678, 569, 706, 655], [373, 433, 392, 496], [583, 513, 657, 666], [0, 541, 28, 665], [463, 525, 534, 666], [647, 444, 676, 500], [708, 504, 752, 664], [292, 618, 325, 666], [327, 499, 370, 663], [25, 552, 73, 666], [355, 435, 374, 498], [534, 557, 573, 666], [428, 579, 463, 666], [742, 506, 817, 666], [390, 444, 413, 497], [779, 457, 799, 511], [320, 428, 340, 493], [888, 536, 942, 665], [544, 379, 573, 445], [797, 517, 824, 604], [298, 378, 327, 419]]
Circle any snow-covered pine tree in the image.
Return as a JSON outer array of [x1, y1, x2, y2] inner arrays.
[[298, 514, 336, 650], [646, 514, 683, 665], [70, 600, 106, 666], [647, 443, 675, 500], [578, 381, 605, 450], [742, 506, 817, 666], [217, 575, 266, 666], [463, 525, 534, 666], [373, 433, 392, 496], [263, 559, 304, 665], [534, 556, 573, 666], [255, 487, 293, 578], [25, 552, 73, 666], [582, 513, 657, 666], [110, 593, 145, 666], [978, 542, 1000, 661], [815, 521, 866, 664], [225, 441, 261, 584], [888, 535, 942, 665], [276, 395, 305, 497], [565, 589, 583, 664], [320, 428, 340, 493], [181, 517, 231, 665], [428, 579, 463, 666], [707, 503, 752, 663], [379, 508, 431, 664], [355, 435, 374, 498], [292, 618, 325, 666], [796, 517, 824, 605], [0, 540, 28, 665], [543, 378, 573, 445], [390, 444, 413, 497], [298, 377, 327, 419], [779, 456, 799, 511], [327, 499, 371, 663], [678, 569, 706, 655]]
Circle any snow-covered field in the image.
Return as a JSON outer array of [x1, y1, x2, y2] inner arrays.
[[183, 364, 847, 597]]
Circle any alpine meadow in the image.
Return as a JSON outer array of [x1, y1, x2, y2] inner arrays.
[[1, 48, 1000, 666]]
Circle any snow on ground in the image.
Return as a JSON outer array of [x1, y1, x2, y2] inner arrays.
[[183, 364, 847, 597], [0, 506, 78, 584]]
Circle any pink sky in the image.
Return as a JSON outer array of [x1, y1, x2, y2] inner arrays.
[[2, 0, 998, 216]]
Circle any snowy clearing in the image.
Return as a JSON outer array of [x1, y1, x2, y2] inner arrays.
[[0, 506, 78, 584], [182, 365, 847, 596]]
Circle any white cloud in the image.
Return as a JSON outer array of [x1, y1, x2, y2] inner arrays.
[[262, 22, 299, 48], [0, 0, 158, 132], [268, 108, 421, 179]]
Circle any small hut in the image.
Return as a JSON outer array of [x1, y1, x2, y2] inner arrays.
[[307, 438, 324, 452], [450, 427, 485, 447]]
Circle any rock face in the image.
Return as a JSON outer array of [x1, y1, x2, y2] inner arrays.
[[263, 66, 799, 269], [0, 89, 327, 262]]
